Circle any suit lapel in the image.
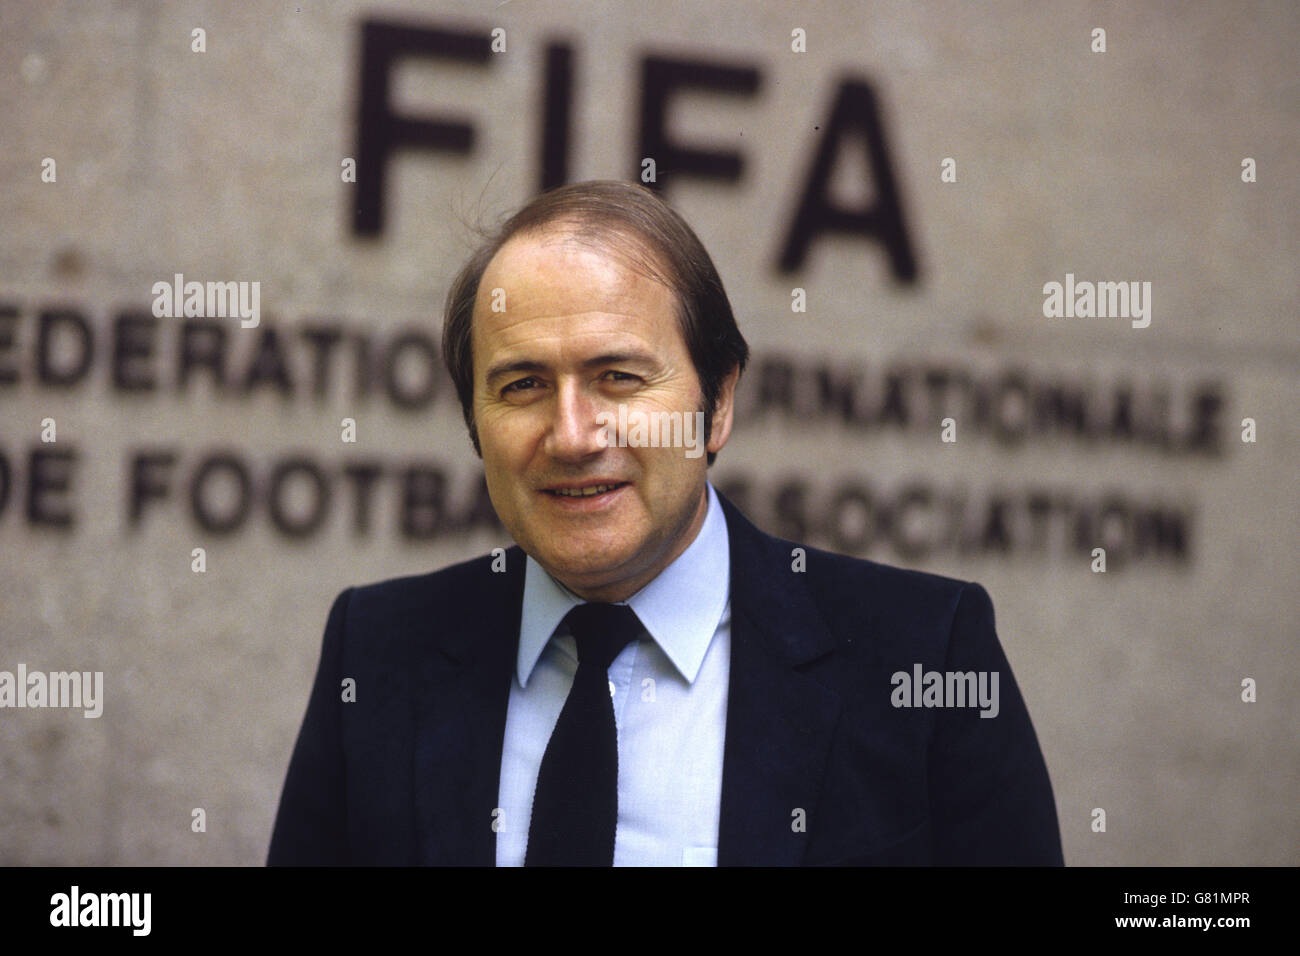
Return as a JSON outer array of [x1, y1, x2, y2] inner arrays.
[[715, 492, 844, 866], [414, 547, 525, 865], [411, 491, 842, 866]]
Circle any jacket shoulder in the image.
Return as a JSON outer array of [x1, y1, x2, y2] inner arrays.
[[719, 488, 982, 622], [327, 546, 524, 655], [347, 548, 513, 609], [719, 489, 990, 655], [800, 541, 972, 599], [754, 526, 994, 665], [756, 521, 985, 628]]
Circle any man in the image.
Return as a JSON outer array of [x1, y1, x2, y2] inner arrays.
[[268, 180, 1063, 866]]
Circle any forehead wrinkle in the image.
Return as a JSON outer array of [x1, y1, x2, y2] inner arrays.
[[478, 308, 657, 355], [484, 322, 665, 374], [482, 278, 662, 324], [475, 290, 675, 359]]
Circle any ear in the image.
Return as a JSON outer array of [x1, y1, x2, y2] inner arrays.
[[706, 364, 741, 456]]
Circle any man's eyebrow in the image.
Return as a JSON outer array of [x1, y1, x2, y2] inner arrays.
[[484, 359, 547, 384], [483, 351, 660, 384], [581, 350, 659, 370]]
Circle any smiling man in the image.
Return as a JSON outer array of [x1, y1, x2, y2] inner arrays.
[[268, 180, 1063, 867], [471, 228, 731, 604]]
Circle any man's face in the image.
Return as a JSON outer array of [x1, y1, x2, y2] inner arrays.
[[470, 229, 735, 602]]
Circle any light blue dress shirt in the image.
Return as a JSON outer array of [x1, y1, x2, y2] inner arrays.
[[494, 482, 732, 866]]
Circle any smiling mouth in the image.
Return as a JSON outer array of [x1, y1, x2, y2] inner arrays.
[[543, 482, 629, 498]]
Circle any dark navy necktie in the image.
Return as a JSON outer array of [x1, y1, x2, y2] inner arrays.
[[524, 602, 643, 866]]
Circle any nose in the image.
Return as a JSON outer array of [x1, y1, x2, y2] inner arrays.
[[544, 377, 610, 462]]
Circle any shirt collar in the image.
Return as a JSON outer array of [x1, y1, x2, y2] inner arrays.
[[517, 482, 731, 687]]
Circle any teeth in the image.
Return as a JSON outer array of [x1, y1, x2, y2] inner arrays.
[[550, 484, 618, 497]]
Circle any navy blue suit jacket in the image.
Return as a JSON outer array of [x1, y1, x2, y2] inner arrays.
[[268, 491, 1063, 865]]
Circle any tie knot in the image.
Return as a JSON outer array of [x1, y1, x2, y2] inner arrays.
[[563, 603, 642, 669]]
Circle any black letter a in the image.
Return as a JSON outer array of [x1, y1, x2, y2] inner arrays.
[[779, 79, 918, 282]]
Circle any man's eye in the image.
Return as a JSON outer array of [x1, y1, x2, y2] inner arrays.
[[605, 371, 638, 383], [503, 377, 538, 394]]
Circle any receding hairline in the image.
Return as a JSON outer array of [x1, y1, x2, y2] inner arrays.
[[478, 218, 678, 296], [465, 218, 689, 365]]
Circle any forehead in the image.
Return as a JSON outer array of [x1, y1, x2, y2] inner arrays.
[[472, 229, 683, 356]]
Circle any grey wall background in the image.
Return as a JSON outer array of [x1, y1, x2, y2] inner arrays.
[[0, 0, 1296, 865]]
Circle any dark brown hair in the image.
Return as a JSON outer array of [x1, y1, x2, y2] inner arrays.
[[441, 180, 749, 466]]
